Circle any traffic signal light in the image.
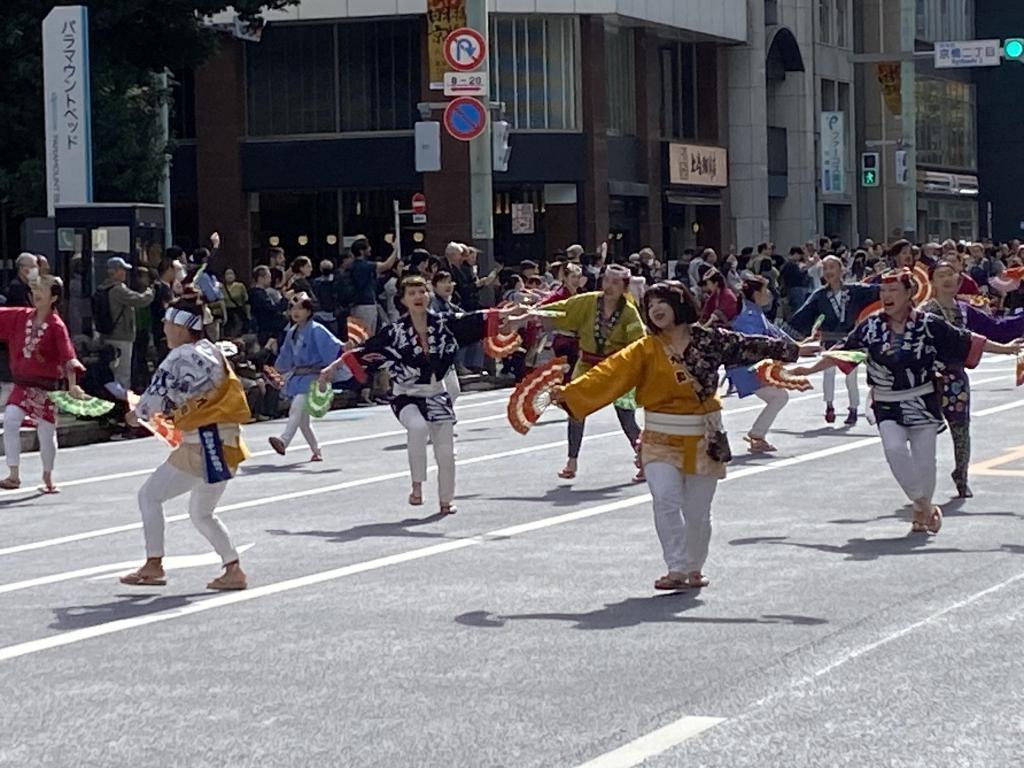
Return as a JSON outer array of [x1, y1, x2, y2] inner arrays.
[[1004, 38, 1024, 60], [861, 152, 879, 187]]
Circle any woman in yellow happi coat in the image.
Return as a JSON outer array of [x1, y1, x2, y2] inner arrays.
[[542, 264, 645, 481], [121, 301, 251, 591], [555, 281, 798, 591]]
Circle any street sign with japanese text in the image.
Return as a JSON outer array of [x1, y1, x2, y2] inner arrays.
[[42, 5, 93, 217], [443, 71, 488, 97], [934, 40, 1001, 69]]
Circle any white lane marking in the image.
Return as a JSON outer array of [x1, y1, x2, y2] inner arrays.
[[0, 544, 255, 595], [0, 414, 914, 662], [574, 716, 725, 768], [0, 393, 817, 559]]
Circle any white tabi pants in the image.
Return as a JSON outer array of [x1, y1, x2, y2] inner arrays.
[[823, 366, 861, 409], [443, 367, 461, 405], [879, 421, 938, 506], [644, 462, 718, 574], [749, 387, 789, 439], [138, 461, 238, 564], [279, 394, 319, 452], [399, 405, 455, 504], [4, 405, 56, 472]]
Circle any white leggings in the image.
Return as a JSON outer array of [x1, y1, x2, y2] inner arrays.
[[823, 366, 861, 408], [4, 405, 57, 472], [749, 387, 789, 439], [644, 462, 718, 574], [399, 405, 455, 504], [139, 461, 238, 564], [879, 421, 938, 506], [279, 394, 319, 452]]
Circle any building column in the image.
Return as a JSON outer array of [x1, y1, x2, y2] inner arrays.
[[725, 2, 770, 249], [194, 36, 250, 275], [579, 16, 610, 252], [636, 28, 663, 253]]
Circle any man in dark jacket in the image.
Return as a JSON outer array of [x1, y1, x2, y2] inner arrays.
[[249, 265, 287, 345], [4, 253, 38, 308]]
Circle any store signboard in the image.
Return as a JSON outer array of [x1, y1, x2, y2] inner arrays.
[[427, 0, 467, 90], [668, 144, 728, 187], [820, 111, 845, 194]]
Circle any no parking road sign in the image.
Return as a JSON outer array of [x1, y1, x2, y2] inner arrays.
[[443, 27, 487, 72], [443, 97, 488, 142]]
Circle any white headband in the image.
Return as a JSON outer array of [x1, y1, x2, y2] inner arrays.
[[164, 307, 203, 331]]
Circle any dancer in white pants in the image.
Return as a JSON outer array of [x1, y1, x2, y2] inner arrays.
[[121, 303, 251, 590], [791, 268, 1020, 534], [727, 275, 815, 453], [268, 293, 341, 462], [322, 276, 517, 515], [0, 275, 84, 493], [555, 281, 799, 590]]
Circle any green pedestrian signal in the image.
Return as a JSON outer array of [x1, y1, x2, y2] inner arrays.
[[862, 169, 878, 187], [861, 152, 880, 187], [1004, 38, 1024, 60]]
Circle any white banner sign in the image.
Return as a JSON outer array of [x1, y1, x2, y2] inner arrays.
[[667, 144, 728, 187], [43, 5, 93, 216], [511, 203, 534, 235], [934, 39, 1001, 69], [820, 111, 845, 194]]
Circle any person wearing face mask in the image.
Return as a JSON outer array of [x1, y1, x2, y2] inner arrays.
[[727, 275, 817, 453], [552, 281, 799, 591], [120, 299, 250, 591], [320, 276, 521, 516], [539, 264, 646, 482], [785, 255, 879, 425], [267, 293, 343, 463], [790, 269, 1021, 536], [919, 260, 1024, 498], [4, 253, 39, 308]]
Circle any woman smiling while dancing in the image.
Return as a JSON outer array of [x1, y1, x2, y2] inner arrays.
[[791, 269, 1020, 534], [554, 281, 799, 591]]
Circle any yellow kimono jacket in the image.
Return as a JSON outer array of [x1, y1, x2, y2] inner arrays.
[[543, 291, 645, 408], [168, 367, 252, 480]]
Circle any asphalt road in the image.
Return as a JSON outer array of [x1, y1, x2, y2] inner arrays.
[[1, 356, 1022, 768]]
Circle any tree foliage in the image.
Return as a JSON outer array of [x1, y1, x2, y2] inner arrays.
[[0, 0, 293, 219]]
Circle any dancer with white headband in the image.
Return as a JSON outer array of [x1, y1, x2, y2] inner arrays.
[[540, 264, 645, 481], [0, 275, 85, 493], [121, 300, 250, 590], [790, 268, 1021, 535], [268, 292, 343, 462], [321, 276, 520, 516]]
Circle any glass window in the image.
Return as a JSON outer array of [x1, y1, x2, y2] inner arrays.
[[820, 78, 836, 111], [247, 24, 336, 136], [659, 43, 696, 140], [170, 69, 196, 140], [606, 28, 636, 136], [337, 20, 420, 132], [916, 77, 976, 169], [490, 16, 579, 131], [835, 0, 848, 48], [819, 0, 832, 45]]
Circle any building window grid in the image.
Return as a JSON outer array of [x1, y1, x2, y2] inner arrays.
[[606, 27, 637, 136], [818, 0, 852, 49], [659, 43, 697, 141], [915, 77, 976, 170], [490, 15, 580, 131]]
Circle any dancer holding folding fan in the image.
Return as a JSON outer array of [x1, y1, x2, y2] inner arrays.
[[550, 281, 799, 592], [790, 268, 1021, 535], [0, 275, 85, 493]]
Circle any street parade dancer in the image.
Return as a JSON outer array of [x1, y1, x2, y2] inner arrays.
[[120, 300, 250, 590], [785, 255, 879, 425], [727, 274, 816, 452], [790, 268, 1021, 535], [321, 276, 519, 516], [268, 292, 343, 462], [0, 275, 85, 493], [920, 260, 1024, 497], [540, 264, 645, 481], [554, 281, 799, 591]]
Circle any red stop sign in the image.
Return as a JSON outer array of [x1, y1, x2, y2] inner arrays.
[[411, 193, 427, 215]]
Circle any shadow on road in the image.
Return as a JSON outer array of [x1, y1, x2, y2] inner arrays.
[[268, 513, 452, 544], [51, 592, 211, 631], [485, 482, 637, 507], [0, 491, 46, 507], [728, 533, 1007, 561], [455, 595, 827, 631], [241, 464, 337, 476], [827, 498, 1023, 526]]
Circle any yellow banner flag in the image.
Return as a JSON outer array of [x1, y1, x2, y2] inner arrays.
[[427, 0, 467, 90], [876, 63, 901, 115]]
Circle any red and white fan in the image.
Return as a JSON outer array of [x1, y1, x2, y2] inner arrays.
[[1017, 354, 1024, 388], [752, 360, 813, 392], [346, 318, 370, 345], [126, 393, 184, 449], [508, 357, 567, 435], [484, 330, 522, 360]]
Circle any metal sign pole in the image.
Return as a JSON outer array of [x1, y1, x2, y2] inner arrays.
[[466, 0, 494, 275]]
